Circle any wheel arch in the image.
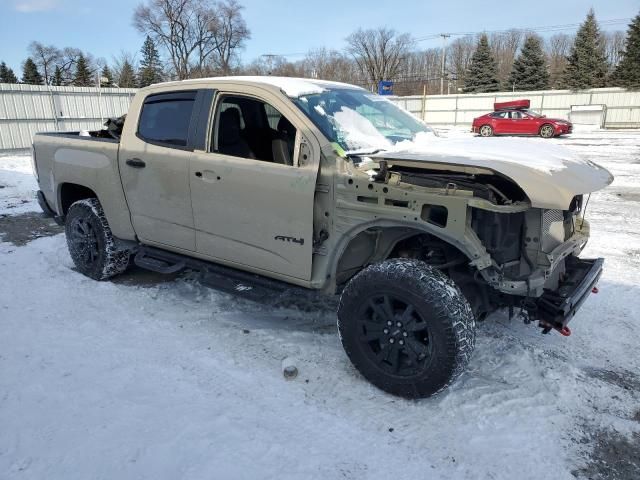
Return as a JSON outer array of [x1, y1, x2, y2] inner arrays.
[[57, 182, 98, 215], [328, 219, 474, 291]]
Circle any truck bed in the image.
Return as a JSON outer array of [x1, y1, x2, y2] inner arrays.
[[32, 131, 129, 232]]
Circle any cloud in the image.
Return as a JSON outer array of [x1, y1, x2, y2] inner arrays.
[[13, 0, 59, 13]]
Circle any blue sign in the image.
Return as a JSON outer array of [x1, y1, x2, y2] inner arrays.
[[378, 81, 393, 96]]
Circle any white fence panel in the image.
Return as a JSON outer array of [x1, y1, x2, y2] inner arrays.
[[389, 87, 640, 129], [0, 83, 136, 150]]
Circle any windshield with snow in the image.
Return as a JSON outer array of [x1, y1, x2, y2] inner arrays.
[[292, 88, 432, 153]]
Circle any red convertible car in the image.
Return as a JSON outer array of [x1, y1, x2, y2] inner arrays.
[[472, 100, 572, 138]]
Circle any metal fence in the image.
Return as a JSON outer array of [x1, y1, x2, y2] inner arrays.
[[1, 84, 639, 151], [389, 87, 640, 128], [0, 83, 136, 151]]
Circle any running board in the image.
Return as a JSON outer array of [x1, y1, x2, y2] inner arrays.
[[133, 245, 301, 302], [134, 250, 186, 274]]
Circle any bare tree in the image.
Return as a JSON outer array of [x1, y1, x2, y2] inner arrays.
[[603, 30, 626, 72], [346, 27, 414, 89], [208, 0, 250, 74], [546, 33, 573, 88], [28, 41, 60, 85], [300, 48, 357, 83], [448, 36, 476, 90], [133, 0, 201, 79], [490, 29, 523, 87], [133, 0, 249, 79]]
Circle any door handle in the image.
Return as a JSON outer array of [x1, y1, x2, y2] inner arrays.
[[126, 158, 146, 168], [194, 171, 202, 177]]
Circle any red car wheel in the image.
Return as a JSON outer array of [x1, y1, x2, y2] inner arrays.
[[479, 125, 493, 137], [539, 124, 555, 138]]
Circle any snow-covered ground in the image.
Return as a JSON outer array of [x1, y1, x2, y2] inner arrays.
[[1, 129, 639, 480]]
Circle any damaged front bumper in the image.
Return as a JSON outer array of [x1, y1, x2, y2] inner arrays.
[[531, 256, 603, 330]]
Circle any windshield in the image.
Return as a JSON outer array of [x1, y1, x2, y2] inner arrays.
[[291, 88, 433, 153]]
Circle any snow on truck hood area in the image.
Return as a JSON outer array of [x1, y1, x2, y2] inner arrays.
[[1, 129, 639, 479], [368, 132, 615, 209], [390, 131, 593, 174]]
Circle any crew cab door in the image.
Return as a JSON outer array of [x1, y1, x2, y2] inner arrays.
[[189, 89, 319, 281], [119, 90, 205, 251]]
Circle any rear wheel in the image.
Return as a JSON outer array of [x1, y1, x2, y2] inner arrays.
[[337, 259, 476, 398], [479, 125, 493, 137], [65, 198, 131, 280], [539, 124, 555, 138]]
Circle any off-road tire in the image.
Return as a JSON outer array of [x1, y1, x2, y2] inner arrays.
[[479, 125, 494, 137], [65, 198, 131, 280], [338, 259, 475, 398], [539, 124, 555, 138]]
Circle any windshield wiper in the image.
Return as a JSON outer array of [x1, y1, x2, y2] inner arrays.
[[344, 148, 387, 157]]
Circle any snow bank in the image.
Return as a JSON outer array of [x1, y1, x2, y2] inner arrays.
[[0, 154, 38, 214]]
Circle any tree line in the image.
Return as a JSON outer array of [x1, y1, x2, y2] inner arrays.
[[1, 3, 639, 95]]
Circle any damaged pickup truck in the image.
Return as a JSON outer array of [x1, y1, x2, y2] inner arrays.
[[32, 77, 613, 398]]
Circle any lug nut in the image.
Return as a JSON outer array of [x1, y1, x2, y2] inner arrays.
[[387, 321, 393, 326], [396, 322, 402, 327], [399, 340, 404, 345], [389, 338, 395, 344], [402, 332, 408, 337], [383, 328, 389, 334]]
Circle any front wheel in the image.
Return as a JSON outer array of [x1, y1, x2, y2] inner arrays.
[[479, 125, 494, 137], [337, 259, 476, 398], [65, 198, 131, 280], [539, 124, 555, 138]]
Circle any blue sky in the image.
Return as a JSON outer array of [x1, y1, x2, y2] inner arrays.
[[0, 0, 637, 73]]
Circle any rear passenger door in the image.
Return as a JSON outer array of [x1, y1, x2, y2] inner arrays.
[[508, 111, 527, 134], [120, 90, 207, 251], [189, 88, 319, 282]]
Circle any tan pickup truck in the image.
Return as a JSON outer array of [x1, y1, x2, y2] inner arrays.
[[32, 76, 613, 398]]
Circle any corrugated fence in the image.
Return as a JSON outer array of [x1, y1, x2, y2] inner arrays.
[[1, 84, 639, 151], [0, 83, 136, 151], [391, 87, 640, 128]]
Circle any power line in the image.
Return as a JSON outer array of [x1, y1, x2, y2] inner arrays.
[[414, 17, 632, 42]]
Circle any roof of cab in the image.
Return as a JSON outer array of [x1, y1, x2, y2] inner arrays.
[[146, 76, 364, 98]]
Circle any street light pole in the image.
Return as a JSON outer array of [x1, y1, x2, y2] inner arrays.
[[440, 34, 450, 95]]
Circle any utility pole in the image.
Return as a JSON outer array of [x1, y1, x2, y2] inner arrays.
[[440, 34, 450, 95]]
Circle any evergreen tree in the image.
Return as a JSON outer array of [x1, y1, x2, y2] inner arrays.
[[562, 9, 608, 89], [22, 58, 43, 85], [100, 65, 114, 87], [138, 36, 163, 87], [0, 61, 18, 83], [118, 60, 137, 88], [52, 65, 63, 86], [73, 54, 93, 86], [463, 34, 500, 93], [612, 12, 640, 89], [509, 36, 550, 91]]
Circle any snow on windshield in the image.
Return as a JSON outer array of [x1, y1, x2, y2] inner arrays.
[[332, 107, 393, 151]]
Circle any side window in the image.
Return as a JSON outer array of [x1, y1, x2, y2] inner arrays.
[[509, 111, 522, 119], [138, 91, 196, 148], [490, 112, 506, 118], [264, 103, 282, 130], [213, 95, 297, 166]]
